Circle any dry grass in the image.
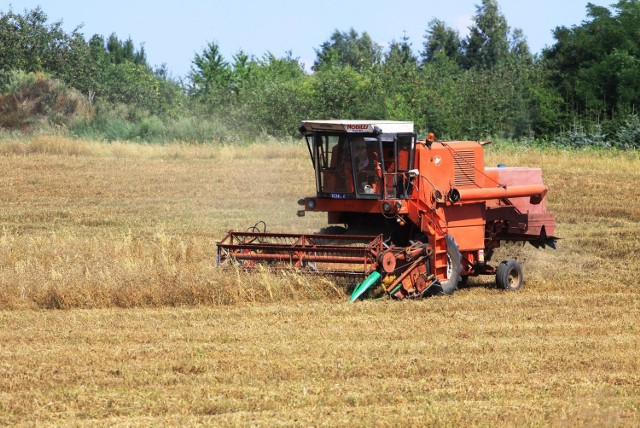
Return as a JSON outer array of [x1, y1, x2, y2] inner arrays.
[[0, 136, 638, 425], [0, 136, 329, 309]]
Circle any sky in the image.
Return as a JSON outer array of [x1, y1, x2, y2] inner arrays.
[[4, 0, 613, 78]]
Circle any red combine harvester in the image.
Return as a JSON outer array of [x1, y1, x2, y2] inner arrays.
[[217, 120, 557, 300]]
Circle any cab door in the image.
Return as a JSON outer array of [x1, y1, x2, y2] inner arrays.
[[381, 133, 415, 199]]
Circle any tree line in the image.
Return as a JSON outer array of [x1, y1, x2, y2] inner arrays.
[[1, 0, 639, 148]]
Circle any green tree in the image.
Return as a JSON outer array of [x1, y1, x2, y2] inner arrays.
[[386, 34, 417, 66], [105, 33, 147, 66], [461, 0, 510, 69], [228, 51, 308, 136], [381, 35, 420, 123], [310, 66, 384, 120], [421, 19, 462, 64], [0, 7, 76, 83], [543, 0, 640, 122], [313, 28, 382, 71], [56, 31, 94, 97], [230, 50, 254, 93], [510, 28, 532, 64], [188, 41, 232, 108]]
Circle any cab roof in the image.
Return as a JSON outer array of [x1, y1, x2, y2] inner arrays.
[[300, 120, 414, 134]]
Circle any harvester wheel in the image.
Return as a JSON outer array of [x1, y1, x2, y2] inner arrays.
[[440, 234, 462, 295], [496, 259, 523, 291]]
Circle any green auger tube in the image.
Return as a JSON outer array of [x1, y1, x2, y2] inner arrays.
[[349, 271, 381, 302]]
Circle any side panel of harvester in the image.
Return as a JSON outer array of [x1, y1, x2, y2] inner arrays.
[[407, 140, 555, 282], [407, 141, 488, 279], [415, 141, 488, 248]]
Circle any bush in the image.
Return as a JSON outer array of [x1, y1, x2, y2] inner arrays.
[[168, 116, 240, 144], [69, 102, 242, 143], [555, 123, 607, 148], [71, 116, 134, 141], [138, 116, 166, 140], [615, 114, 640, 149], [0, 71, 89, 130]]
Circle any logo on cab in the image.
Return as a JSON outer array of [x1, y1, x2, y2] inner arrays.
[[345, 124, 372, 133]]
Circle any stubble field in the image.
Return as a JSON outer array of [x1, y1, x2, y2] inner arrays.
[[0, 136, 638, 425]]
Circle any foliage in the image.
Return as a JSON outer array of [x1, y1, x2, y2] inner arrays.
[[555, 122, 607, 148], [615, 114, 640, 149], [313, 28, 382, 71], [1, 3, 639, 147], [70, 103, 238, 143], [105, 33, 147, 65], [228, 52, 310, 137], [462, 0, 511, 69], [380, 36, 421, 126], [421, 19, 462, 65], [0, 6, 183, 118], [0, 71, 88, 130], [543, 0, 640, 122], [188, 41, 232, 103], [0, 7, 75, 84]]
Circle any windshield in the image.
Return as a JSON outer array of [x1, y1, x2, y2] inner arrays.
[[311, 134, 382, 198], [308, 132, 414, 199]]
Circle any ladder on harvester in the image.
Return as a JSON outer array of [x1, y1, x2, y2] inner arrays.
[[432, 233, 449, 281]]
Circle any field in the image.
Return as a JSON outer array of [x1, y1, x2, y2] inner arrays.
[[0, 136, 639, 425]]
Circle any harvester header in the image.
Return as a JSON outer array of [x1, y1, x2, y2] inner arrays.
[[218, 120, 557, 300]]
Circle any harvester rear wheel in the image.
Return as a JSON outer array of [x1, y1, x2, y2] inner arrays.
[[496, 259, 523, 291]]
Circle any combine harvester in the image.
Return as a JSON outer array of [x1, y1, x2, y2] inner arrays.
[[217, 120, 556, 300]]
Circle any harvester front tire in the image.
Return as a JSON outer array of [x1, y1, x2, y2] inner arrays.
[[440, 234, 462, 295], [496, 259, 523, 291]]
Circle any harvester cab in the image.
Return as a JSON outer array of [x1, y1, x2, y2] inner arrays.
[[301, 120, 416, 201], [217, 120, 557, 300]]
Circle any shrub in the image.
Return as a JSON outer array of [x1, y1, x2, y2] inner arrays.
[[615, 114, 640, 149], [556, 123, 607, 148], [138, 116, 166, 140], [0, 71, 88, 130]]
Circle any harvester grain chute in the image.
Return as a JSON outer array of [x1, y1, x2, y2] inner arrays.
[[217, 120, 557, 300]]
